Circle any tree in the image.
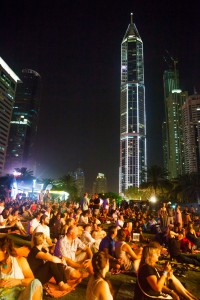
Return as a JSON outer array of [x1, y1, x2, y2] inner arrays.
[[172, 173, 200, 203], [14, 167, 34, 181], [98, 192, 122, 206], [53, 175, 78, 200], [124, 187, 150, 200], [140, 165, 172, 200], [0, 174, 13, 197]]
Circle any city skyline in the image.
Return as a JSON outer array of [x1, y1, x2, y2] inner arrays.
[[0, 1, 199, 192]]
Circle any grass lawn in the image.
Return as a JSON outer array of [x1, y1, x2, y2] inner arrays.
[[5, 231, 200, 299]]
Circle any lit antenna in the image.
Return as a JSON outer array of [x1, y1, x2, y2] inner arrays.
[[130, 12, 133, 24]]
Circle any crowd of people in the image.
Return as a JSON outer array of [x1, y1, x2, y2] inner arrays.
[[0, 191, 199, 299]]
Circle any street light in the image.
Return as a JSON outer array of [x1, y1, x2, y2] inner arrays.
[[150, 195, 157, 203]]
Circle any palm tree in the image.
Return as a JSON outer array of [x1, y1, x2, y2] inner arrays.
[[124, 187, 150, 200], [140, 165, 172, 199], [53, 175, 78, 200], [14, 167, 34, 180], [172, 173, 200, 203]]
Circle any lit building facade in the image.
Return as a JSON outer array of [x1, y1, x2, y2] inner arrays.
[[163, 66, 187, 179], [5, 69, 41, 174], [119, 14, 146, 193], [93, 173, 107, 194], [182, 94, 200, 173], [0, 57, 20, 176], [74, 168, 85, 197]]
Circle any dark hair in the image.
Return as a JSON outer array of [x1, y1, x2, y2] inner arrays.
[[117, 229, 126, 241], [92, 251, 113, 295], [0, 236, 17, 259], [108, 225, 117, 235], [40, 214, 48, 223]]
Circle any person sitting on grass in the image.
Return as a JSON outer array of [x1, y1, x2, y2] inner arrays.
[[115, 229, 142, 273], [99, 225, 121, 270], [0, 235, 42, 300], [54, 225, 93, 279], [27, 232, 75, 292], [134, 241, 198, 300], [86, 251, 113, 300]]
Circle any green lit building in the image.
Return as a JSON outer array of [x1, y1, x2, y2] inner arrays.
[[163, 66, 187, 179]]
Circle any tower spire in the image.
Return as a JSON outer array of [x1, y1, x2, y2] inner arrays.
[[130, 12, 133, 24]]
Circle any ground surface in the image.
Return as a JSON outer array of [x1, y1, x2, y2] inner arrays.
[[5, 232, 200, 300]]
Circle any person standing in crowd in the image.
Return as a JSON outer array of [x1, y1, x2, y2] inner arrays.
[[159, 202, 168, 228], [80, 193, 90, 212], [175, 204, 182, 227], [43, 190, 51, 205], [103, 197, 110, 219], [93, 194, 100, 216], [182, 206, 192, 228], [167, 204, 174, 226], [86, 251, 113, 300], [38, 190, 44, 204]]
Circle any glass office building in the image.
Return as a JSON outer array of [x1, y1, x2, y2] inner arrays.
[[119, 14, 146, 193], [5, 69, 41, 174], [0, 57, 20, 176]]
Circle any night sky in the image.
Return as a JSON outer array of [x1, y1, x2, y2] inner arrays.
[[0, 1, 200, 192]]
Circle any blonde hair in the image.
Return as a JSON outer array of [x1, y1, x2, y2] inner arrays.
[[139, 241, 161, 267], [33, 232, 45, 246]]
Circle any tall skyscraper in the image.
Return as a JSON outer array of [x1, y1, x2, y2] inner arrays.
[[73, 167, 85, 197], [163, 63, 187, 179], [182, 93, 200, 173], [0, 57, 20, 176], [119, 14, 146, 193], [5, 69, 41, 174], [93, 173, 107, 194]]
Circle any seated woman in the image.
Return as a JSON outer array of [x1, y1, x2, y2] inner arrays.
[[115, 229, 142, 273], [6, 208, 27, 235], [172, 223, 193, 253], [86, 251, 113, 300], [27, 232, 75, 291], [186, 223, 200, 249], [134, 241, 198, 300], [0, 235, 42, 300]]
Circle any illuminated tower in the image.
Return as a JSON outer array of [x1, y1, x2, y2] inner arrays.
[[182, 93, 200, 173], [163, 62, 187, 179], [5, 69, 41, 173], [0, 57, 20, 176], [119, 14, 146, 193]]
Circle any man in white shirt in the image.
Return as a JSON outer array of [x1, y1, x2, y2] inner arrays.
[[80, 224, 95, 248], [32, 214, 54, 251], [116, 213, 124, 230], [79, 192, 89, 211], [27, 212, 43, 235], [54, 225, 93, 276]]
